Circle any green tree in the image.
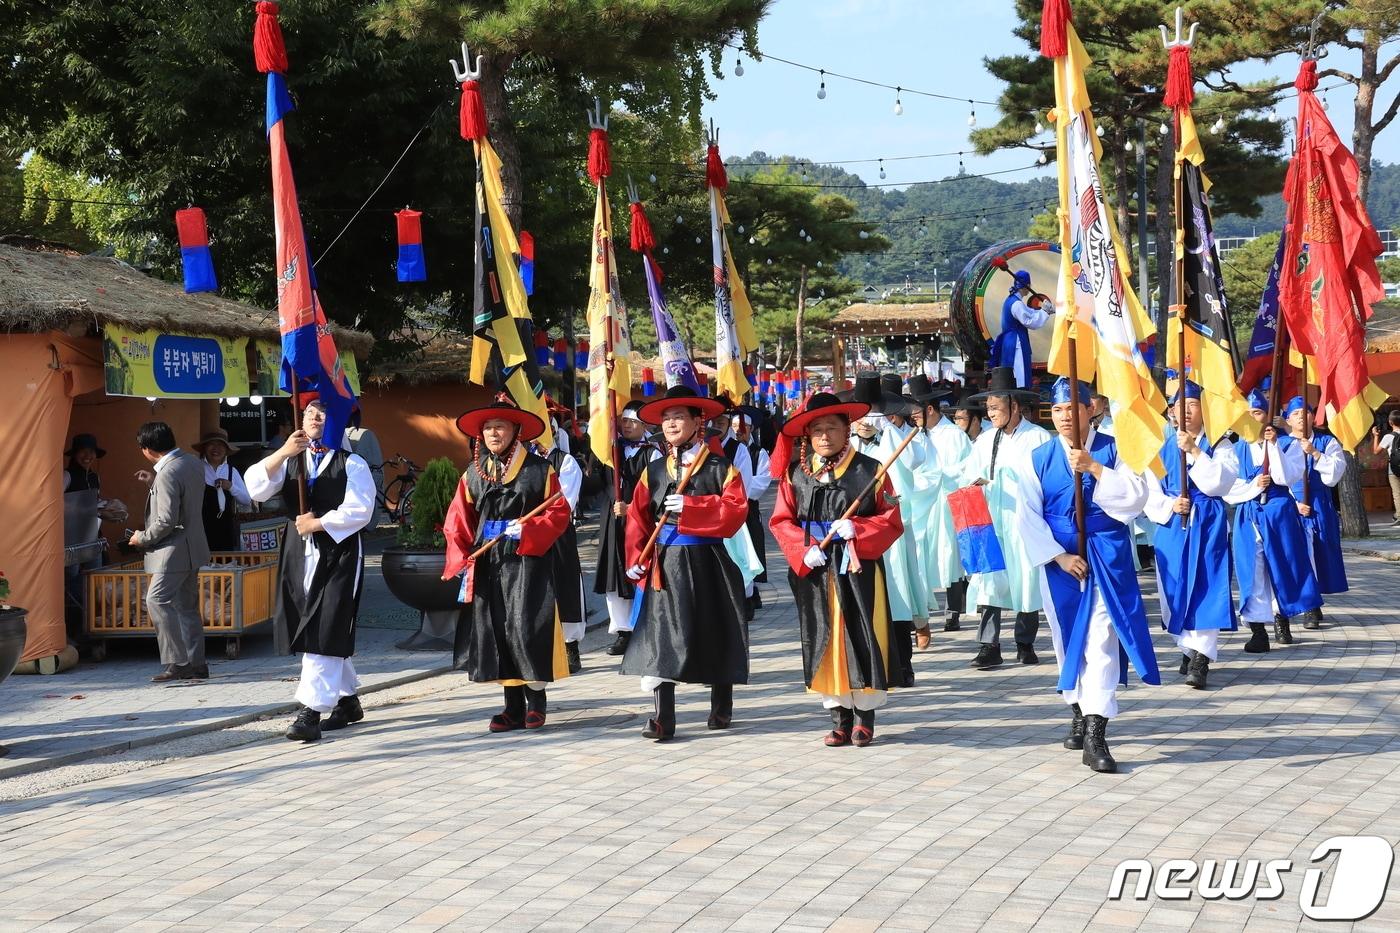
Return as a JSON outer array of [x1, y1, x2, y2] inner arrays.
[[1321, 0, 1400, 204], [1219, 231, 1282, 347]]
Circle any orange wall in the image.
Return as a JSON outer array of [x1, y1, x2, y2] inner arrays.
[[358, 380, 494, 472]]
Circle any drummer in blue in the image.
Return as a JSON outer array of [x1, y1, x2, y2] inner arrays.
[[1016, 377, 1159, 774], [1279, 396, 1348, 625], [1142, 380, 1239, 690], [1223, 390, 1324, 650], [993, 270, 1050, 389]]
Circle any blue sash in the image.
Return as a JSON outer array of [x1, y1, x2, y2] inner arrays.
[[481, 519, 509, 538], [658, 526, 721, 547]]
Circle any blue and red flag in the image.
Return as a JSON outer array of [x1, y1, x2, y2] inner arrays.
[[255, 1, 354, 450], [948, 485, 1007, 576], [175, 207, 218, 293], [518, 230, 535, 296], [395, 208, 426, 283]]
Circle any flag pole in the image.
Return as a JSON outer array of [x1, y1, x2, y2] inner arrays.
[[1300, 355, 1312, 504], [588, 100, 623, 505]]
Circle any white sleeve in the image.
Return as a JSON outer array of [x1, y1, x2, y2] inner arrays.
[[1314, 437, 1346, 487], [747, 449, 772, 499], [1223, 445, 1263, 505], [1091, 460, 1149, 524], [1142, 470, 1176, 526], [244, 457, 286, 504], [733, 446, 755, 499], [1012, 297, 1050, 329], [1277, 439, 1306, 487], [318, 455, 375, 543], [229, 467, 253, 509], [1013, 463, 1066, 568], [557, 454, 583, 511], [1186, 444, 1238, 498]]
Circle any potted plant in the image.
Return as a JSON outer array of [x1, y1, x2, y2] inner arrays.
[[381, 457, 462, 617]]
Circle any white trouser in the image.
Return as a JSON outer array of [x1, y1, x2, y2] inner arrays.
[[1047, 586, 1121, 719], [1240, 532, 1280, 623], [296, 653, 360, 713], [606, 594, 634, 634], [821, 690, 887, 711], [640, 676, 676, 693], [563, 621, 585, 643], [1175, 629, 1219, 662]]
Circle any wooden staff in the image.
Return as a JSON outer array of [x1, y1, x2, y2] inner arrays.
[[289, 383, 309, 516], [636, 441, 707, 570], [1259, 323, 1290, 503], [1066, 328, 1089, 562], [1299, 356, 1313, 505], [816, 426, 921, 549], [1169, 108, 1192, 529], [466, 489, 564, 561]]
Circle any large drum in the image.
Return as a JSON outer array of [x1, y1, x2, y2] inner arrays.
[[950, 240, 1061, 368]]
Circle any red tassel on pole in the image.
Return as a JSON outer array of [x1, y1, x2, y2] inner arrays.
[[588, 128, 611, 183], [1295, 58, 1319, 92], [1162, 45, 1195, 110], [459, 80, 488, 141], [253, 1, 289, 75], [705, 144, 727, 190], [629, 201, 656, 254], [1039, 0, 1071, 59]]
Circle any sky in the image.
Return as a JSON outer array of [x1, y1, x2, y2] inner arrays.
[[705, 0, 1398, 190]]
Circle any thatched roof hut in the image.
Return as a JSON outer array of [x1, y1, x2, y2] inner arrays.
[[820, 301, 952, 337]]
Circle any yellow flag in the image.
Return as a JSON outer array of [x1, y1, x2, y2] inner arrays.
[[586, 183, 633, 468]]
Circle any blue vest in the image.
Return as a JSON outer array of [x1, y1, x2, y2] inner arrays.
[[1230, 440, 1323, 617], [1152, 436, 1236, 634], [1031, 433, 1159, 690], [994, 293, 1034, 387]]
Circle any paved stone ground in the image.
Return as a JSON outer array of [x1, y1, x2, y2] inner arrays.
[[1, 539, 1398, 930]]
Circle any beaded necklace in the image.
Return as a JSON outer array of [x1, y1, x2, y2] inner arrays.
[[473, 440, 520, 485], [799, 439, 848, 480]]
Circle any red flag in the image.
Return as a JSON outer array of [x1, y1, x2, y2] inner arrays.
[[1277, 60, 1387, 449]]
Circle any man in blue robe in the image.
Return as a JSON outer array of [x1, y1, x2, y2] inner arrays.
[[993, 270, 1050, 389], [1279, 396, 1347, 626], [1142, 381, 1239, 690], [1224, 391, 1323, 651], [1016, 378, 1157, 774]]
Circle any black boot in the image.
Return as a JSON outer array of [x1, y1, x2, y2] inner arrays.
[[1082, 714, 1117, 773], [606, 631, 631, 656], [1302, 608, 1323, 630], [1015, 642, 1039, 665], [1179, 652, 1192, 676], [565, 641, 582, 674], [824, 707, 853, 747], [322, 694, 364, 731], [1274, 613, 1294, 646], [1243, 623, 1270, 653], [286, 707, 321, 742], [1063, 704, 1085, 750], [708, 683, 734, 730], [971, 643, 1003, 669], [852, 708, 876, 747], [1185, 653, 1210, 690], [944, 613, 961, 633], [490, 685, 526, 733], [642, 683, 676, 741], [524, 686, 547, 729]]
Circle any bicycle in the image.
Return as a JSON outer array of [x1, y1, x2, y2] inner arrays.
[[378, 454, 420, 525]]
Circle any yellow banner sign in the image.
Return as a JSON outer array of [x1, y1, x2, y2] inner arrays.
[[254, 340, 361, 397], [103, 325, 250, 399]]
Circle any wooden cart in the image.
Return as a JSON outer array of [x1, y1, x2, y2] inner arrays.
[[85, 552, 279, 660]]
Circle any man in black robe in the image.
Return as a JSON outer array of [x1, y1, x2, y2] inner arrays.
[[593, 401, 660, 656]]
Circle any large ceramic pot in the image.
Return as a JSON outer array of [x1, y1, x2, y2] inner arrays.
[[0, 607, 27, 688], [381, 548, 460, 613]]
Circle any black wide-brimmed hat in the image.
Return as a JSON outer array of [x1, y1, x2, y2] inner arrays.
[[65, 433, 106, 458], [837, 371, 912, 416], [636, 385, 728, 425], [455, 400, 546, 441], [964, 366, 1041, 409], [907, 374, 953, 406], [781, 392, 871, 438]]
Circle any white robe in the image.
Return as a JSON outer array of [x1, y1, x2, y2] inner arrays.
[[1223, 438, 1305, 623], [912, 416, 973, 594]]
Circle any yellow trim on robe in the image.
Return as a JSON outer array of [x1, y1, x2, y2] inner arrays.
[[807, 558, 893, 696]]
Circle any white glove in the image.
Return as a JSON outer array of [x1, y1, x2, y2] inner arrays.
[[504, 519, 523, 539], [803, 546, 828, 569], [626, 564, 647, 581], [831, 518, 856, 540], [663, 494, 685, 514]]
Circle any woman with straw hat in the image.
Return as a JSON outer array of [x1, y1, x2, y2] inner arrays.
[[193, 429, 251, 552]]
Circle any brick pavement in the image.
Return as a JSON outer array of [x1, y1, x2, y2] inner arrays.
[[1, 552, 1398, 931]]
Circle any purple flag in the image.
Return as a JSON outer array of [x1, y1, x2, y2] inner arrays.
[[643, 255, 703, 393]]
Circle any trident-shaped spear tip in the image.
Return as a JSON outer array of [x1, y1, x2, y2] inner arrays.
[[1159, 7, 1199, 49], [625, 174, 641, 204], [587, 97, 608, 131], [450, 41, 483, 82], [706, 118, 718, 148]]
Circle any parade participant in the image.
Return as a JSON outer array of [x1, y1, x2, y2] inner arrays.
[[907, 375, 966, 643], [595, 401, 661, 656], [620, 385, 750, 741], [844, 372, 921, 685], [246, 398, 375, 741], [1280, 396, 1348, 616], [952, 405, 982, 442], [959, 367, 1051, 669], [992, 270, 1050, 388], [1224, 390, 1323, 651], [536, 425, 588, 674], [444, 400, 573, 732], [193, 429, 251, 552], [1017, 378, 1156, 773], [770, 393, 904, 746], [723, 405, 772, 610], [1142, 381, 1239, 689]]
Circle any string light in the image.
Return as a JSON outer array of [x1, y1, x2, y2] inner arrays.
[[676, 214, 684, 224], [1096, 124, 1105, 138], [1124, 139, 1135, 153], [1037, 149, 1048, 164], [734, 56, 745, 77], [817, 69, 827, 100], [1034, 119, 1044, 134], [1159, 122, 1170, 135], [893, 87, 904, 116], [648, 173, 657, 183], [967, 102, 977, 129], [798, 228, 807, 238], [878, 158, 886, 180], [1210, 116, 1225, 133]]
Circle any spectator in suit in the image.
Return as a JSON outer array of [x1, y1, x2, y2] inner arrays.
[[129, 422, 211, 682]]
